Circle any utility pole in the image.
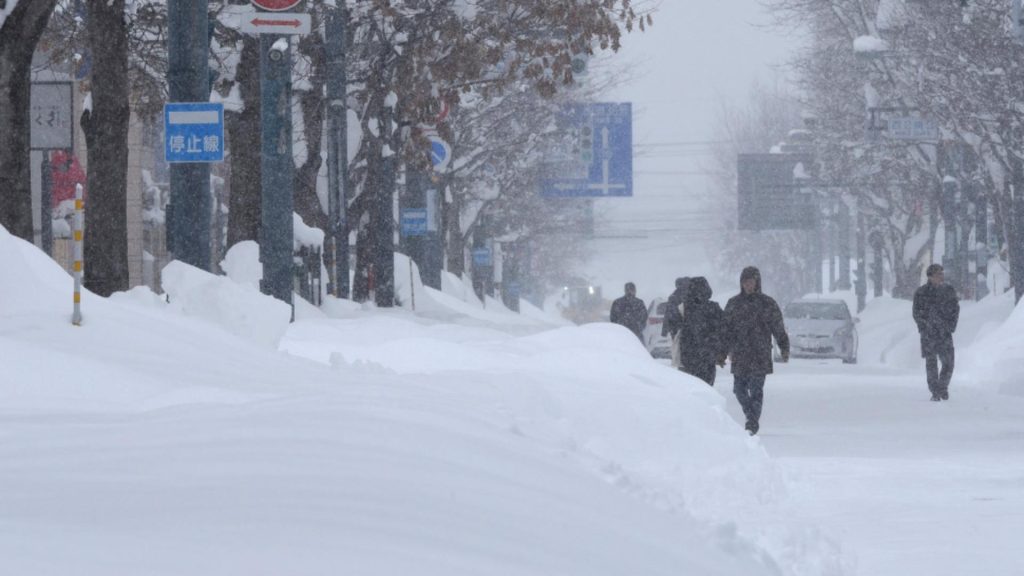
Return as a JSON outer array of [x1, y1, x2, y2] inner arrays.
[[856, 209, 867, 312], [942, 175, 961, 295], [167, 0, 212, 270], [259, 33, 295, 309], [326, 5, 349, 299], [838, 198, 852, 290]]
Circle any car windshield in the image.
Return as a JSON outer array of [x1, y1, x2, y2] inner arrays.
[[785, 302, 850, 321]]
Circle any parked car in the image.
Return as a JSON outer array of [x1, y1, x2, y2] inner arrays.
[[781, 298, 858, 364], [643, 297, 673, 359]]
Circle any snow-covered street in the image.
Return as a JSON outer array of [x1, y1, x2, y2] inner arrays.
[[736, 360, 1024, 576]]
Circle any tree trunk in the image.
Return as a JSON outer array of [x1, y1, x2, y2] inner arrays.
[[81, 0, 130, 296], [0, 0, 60, 241], [294, 26, 327, 234], [226, 35, 261, 249]]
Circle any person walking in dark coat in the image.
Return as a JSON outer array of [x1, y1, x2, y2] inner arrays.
[[677, 277, 724, 386], [610, 282, 648, 342], [722, 267, 790, 435], [662, 277, 691, 368], [662, 277, 690, 339], [913, 264, 960, 401]]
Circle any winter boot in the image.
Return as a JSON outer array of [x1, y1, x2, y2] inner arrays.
[[745, 420, 759, 436], [930, 393, 941, 402], [940, 390, 949, 401]]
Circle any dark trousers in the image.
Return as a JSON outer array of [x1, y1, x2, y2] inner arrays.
[[925, 347, 955, 394], [733, 374, 766, 425], [682, 363, 717, 386]]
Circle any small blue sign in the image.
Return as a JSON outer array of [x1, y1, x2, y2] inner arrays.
[[164, 102, 225, 164], [428, 135, 451, 172], [401, 208, 428, 237], [472, 247, 492, 267], [541, 102, 632, 198]]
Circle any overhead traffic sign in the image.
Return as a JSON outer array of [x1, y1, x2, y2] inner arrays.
[[887, 116, 939, 141], [164, 102, 225, 163], [251, 0, 303, 11], [736, 153, 817, 231], [241, 12, 311, 35], [541, 102, 633, 198]]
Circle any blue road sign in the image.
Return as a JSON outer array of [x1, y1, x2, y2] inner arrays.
[[541, 102, 632, 198], [428, 135, 451, 172], [401, 208, 428, 237], [472, 247, 492, 267], [164, 102, 225, 163]]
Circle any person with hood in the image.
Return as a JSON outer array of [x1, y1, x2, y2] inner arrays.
[[676, 277, 724, 386], [610, 282, 648, 342], [722, 267, 790, 435], [912, 264, 960, 401], [663, 277, 690, 368]]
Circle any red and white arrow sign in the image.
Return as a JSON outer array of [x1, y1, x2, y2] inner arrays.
[[240, 12, 311, 35]]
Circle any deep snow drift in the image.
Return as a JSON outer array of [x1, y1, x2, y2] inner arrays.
[[0, 225, 845, 575]]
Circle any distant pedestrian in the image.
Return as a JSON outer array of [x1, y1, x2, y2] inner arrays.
[[913, 264, 960, 401], [722, 267, 790, 435], [610, 282, 648, 342], [677, 277, 725, 386], [663, 277, 691, 368]]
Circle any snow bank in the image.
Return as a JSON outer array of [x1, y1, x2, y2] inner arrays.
[[0, 224, 77, 316], [162, 259, 292, 348], [219, 240, 262, 289], [962, 295, 1024, 396], [1, 227, 844, 575]]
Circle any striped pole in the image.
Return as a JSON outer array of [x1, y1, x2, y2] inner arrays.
[[72, 183, 84, 326]]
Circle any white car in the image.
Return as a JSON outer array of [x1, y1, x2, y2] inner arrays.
[[642, 297, 673, 359]]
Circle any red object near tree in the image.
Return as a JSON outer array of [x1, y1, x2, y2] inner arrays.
[[250, 0, 302, 11], [50, 149, 87, 208]]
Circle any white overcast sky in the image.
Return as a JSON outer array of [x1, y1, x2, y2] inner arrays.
[[582, 0, 801, 301]]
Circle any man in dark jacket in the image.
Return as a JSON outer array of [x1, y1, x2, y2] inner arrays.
[[677, 277, 724, 386], [722, 267, 790, 435], [663, 277, 690, 369], [610, 282, 648, 342], [662, 277, 691, 338], [913, 264, 960, 401]]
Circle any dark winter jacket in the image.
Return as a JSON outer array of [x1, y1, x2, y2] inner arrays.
[[662, 279, 691, 338], [723, 268, 790, 376], [912, 282, 959, 356], [610, 294, 648, 341], [677, 277, 725, 373]]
